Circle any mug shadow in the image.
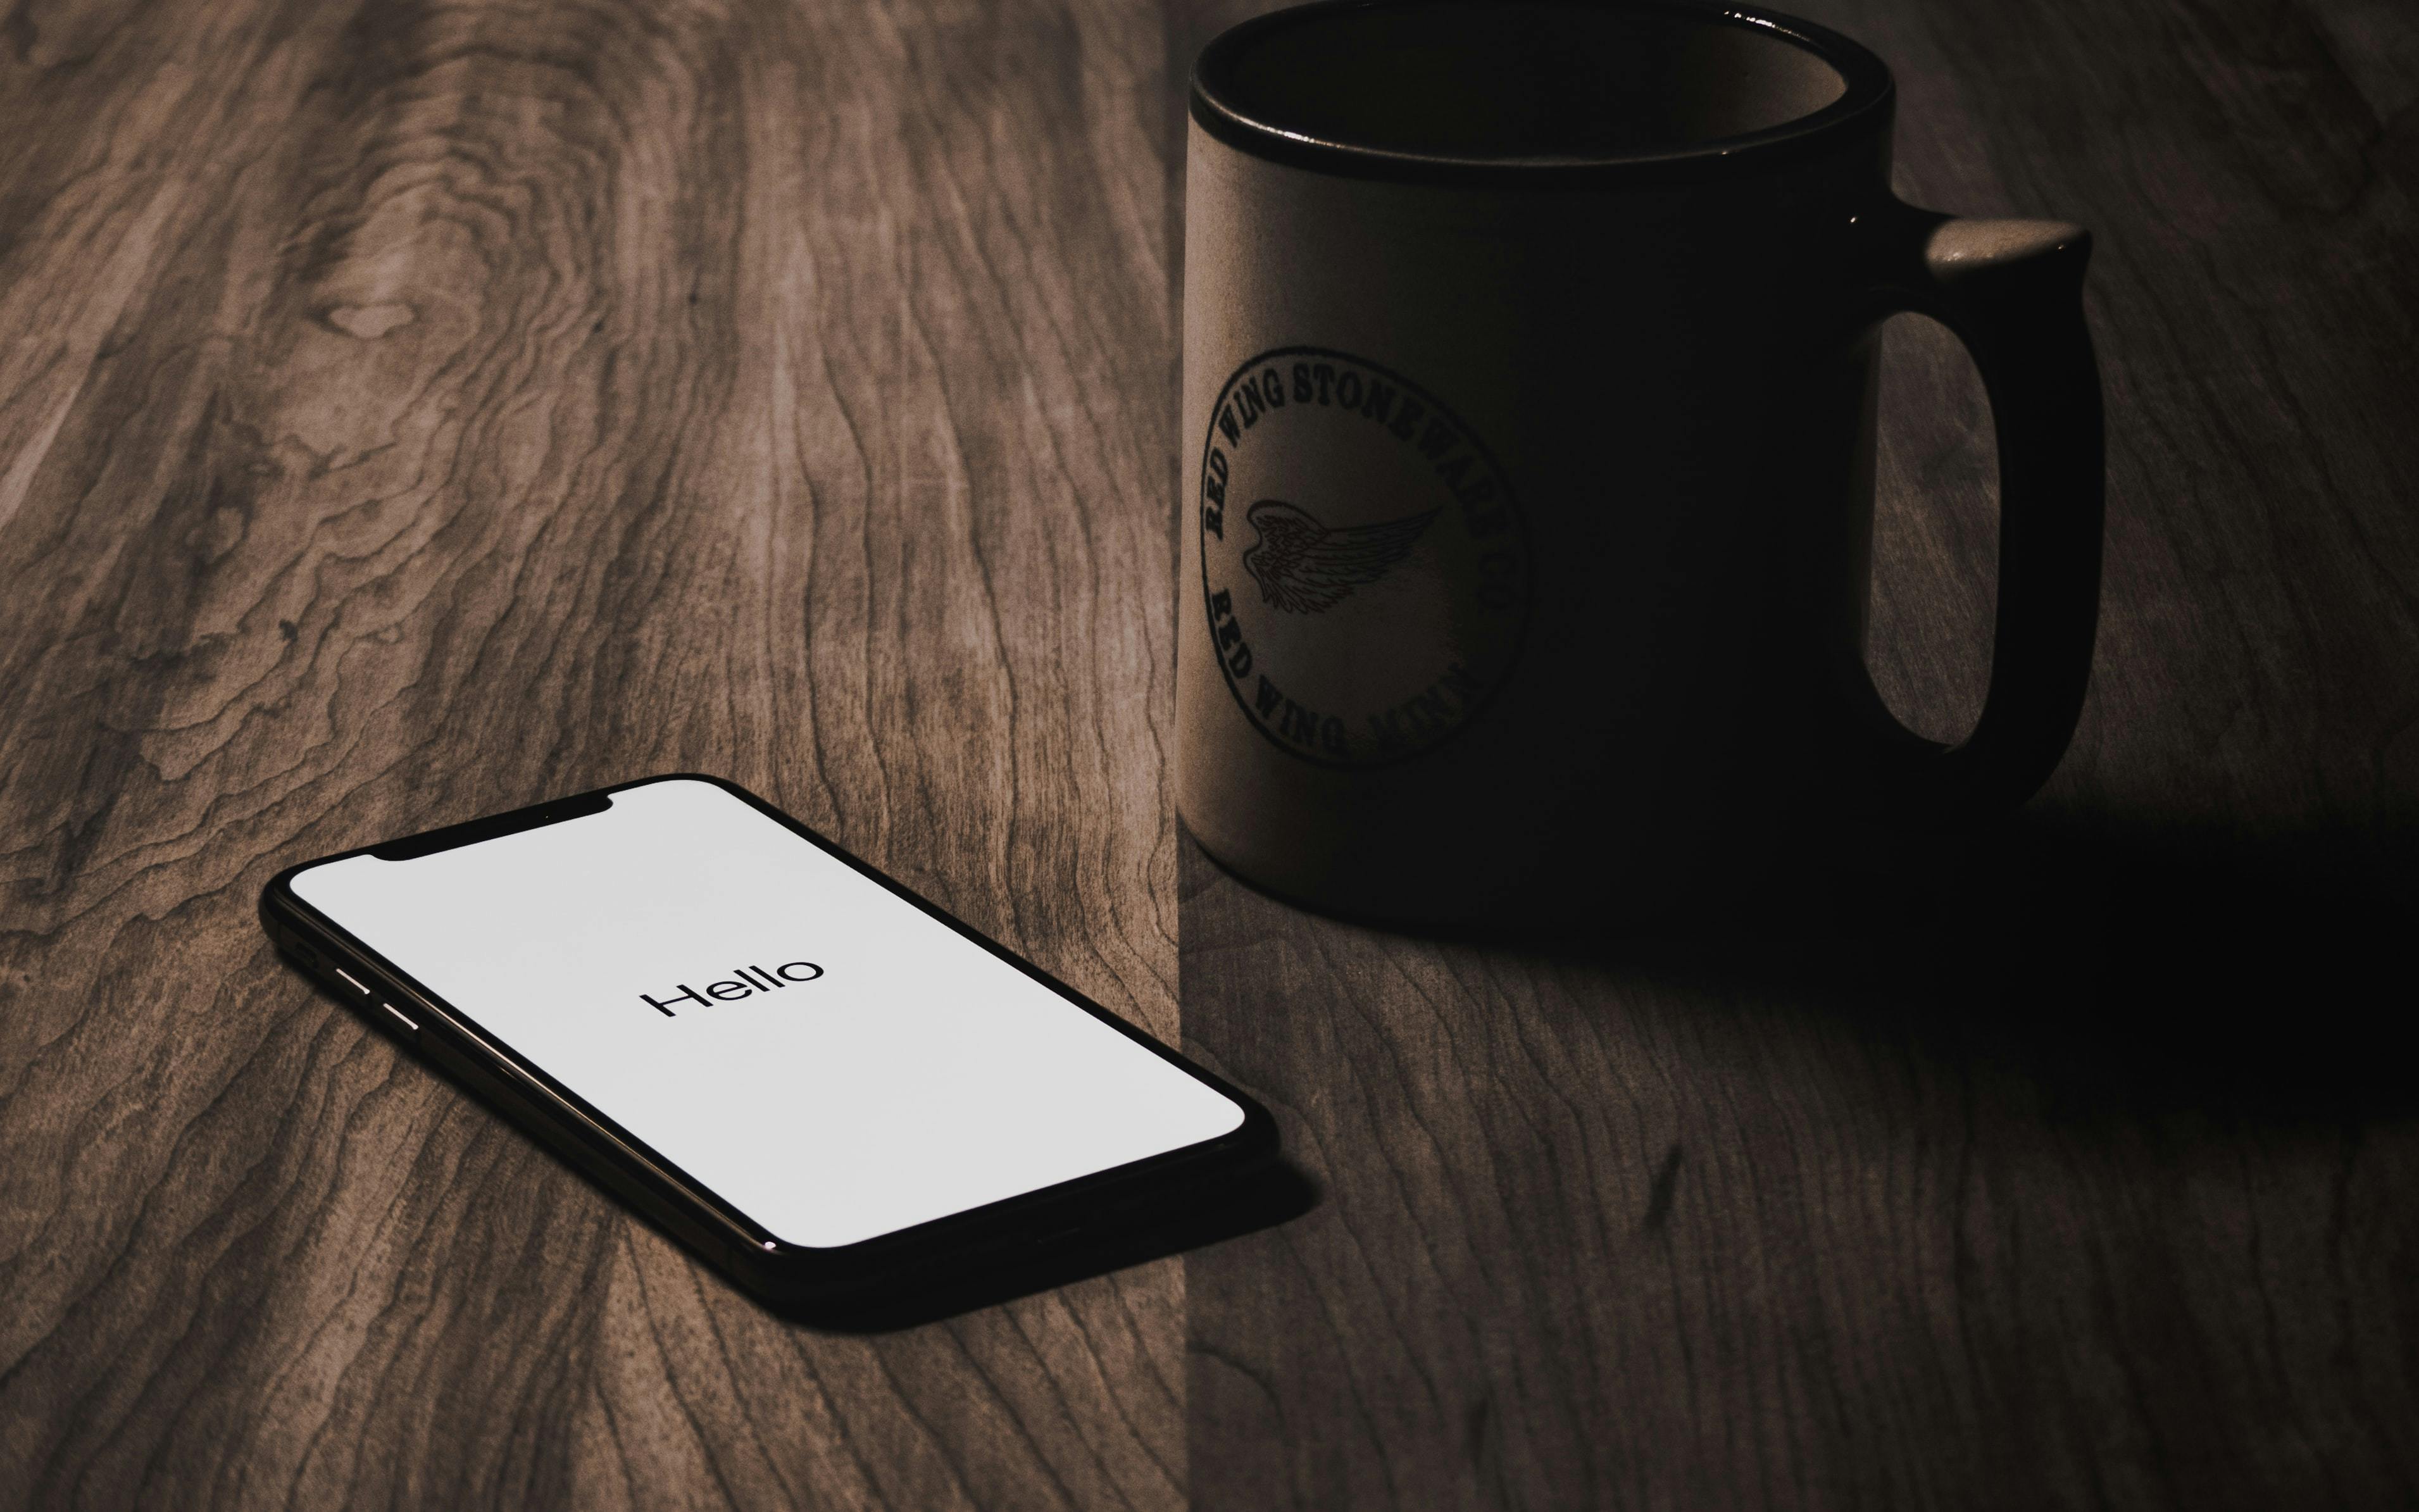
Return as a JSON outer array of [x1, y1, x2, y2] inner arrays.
[[1423, 805, 2418, 1123]]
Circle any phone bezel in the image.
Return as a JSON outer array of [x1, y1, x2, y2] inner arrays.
[[258, 772, 1278, 1304]]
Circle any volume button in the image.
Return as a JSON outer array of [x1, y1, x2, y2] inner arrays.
[[382, 1002, 418, 1033]]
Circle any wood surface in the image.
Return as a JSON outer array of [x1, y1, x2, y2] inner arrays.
[[0, 0, 1189, 1505], [1, 0, 2412, 1509]]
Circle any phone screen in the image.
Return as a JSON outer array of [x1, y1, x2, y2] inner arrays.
[[287, 777, 1243, 1249]]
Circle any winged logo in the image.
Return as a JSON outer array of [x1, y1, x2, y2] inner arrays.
[[1241, 499, 1439, 615]]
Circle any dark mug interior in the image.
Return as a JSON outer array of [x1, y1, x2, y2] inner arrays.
[[1194, 0, 1868, 166]]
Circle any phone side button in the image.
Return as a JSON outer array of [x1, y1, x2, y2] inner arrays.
[[382, 1002, 419, 1034]]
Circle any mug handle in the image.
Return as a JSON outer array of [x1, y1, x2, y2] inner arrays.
[[1848, 203, 2106, 823]]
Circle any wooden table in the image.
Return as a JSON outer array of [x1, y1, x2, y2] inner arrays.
[[4, 0, 2413, 1504]]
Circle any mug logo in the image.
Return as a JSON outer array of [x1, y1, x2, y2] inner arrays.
[[1242, 501, 1438, 615], [1200, 347, 1529, 768]]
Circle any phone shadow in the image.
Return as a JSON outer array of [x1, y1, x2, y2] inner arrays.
[[289, 970, 1321, 1334], [772, 1161, 1322, 1334]]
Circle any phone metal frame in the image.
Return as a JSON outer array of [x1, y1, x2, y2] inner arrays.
[[258, 772, 1278, 1305]]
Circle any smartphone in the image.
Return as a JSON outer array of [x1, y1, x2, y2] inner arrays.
[[259, 773, 1275, 1306]]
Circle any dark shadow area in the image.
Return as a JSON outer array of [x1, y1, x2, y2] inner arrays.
[[1216, 807, 2419, 1124], [1644, 808, 2418, 1123]]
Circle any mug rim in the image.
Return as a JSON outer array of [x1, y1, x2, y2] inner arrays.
[[1189, 0, 1896, 185]]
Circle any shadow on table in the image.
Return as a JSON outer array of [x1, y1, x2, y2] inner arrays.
[[779, 1161, 1320, 1334], [291, 968, 1319, 1334], [1484, 805, 2419, 1123]]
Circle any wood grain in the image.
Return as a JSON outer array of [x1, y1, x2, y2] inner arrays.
[[0, 0, 1187, 1506], [4, 0, 2415, 1505], [1175, 0, 2419, 1507]]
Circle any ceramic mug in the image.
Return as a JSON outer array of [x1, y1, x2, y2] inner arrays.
[[1177, 0, 2103, 926]]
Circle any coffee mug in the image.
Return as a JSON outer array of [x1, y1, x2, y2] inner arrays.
[[1175, 0, 2103, 926]]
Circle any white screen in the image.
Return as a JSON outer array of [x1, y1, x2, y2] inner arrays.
[[291, 777, 1242, 1249]]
